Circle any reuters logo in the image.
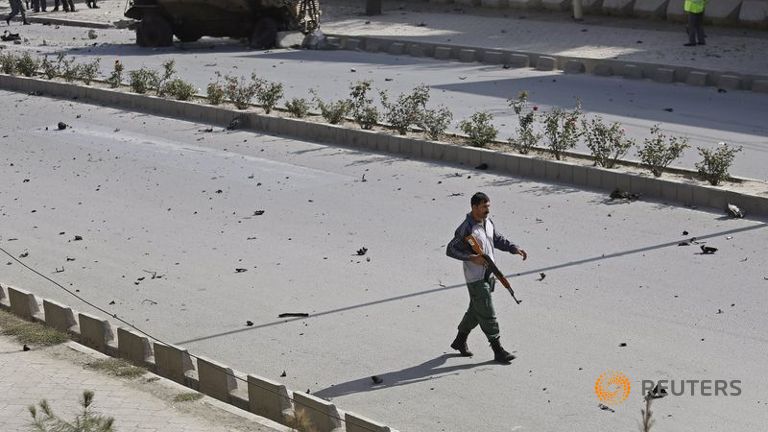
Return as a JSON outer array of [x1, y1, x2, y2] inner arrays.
[[595, 371, 631, 405]]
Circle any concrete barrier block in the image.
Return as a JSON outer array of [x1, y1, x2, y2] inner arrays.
[[675, 182, 695, 205], [434, 46, 453, 60], [686, 71, 708, 86], [388, 42, 405, 55], [508, 0, 542, 8], [431, 142, 450, 160], [536, 56, 557, 71], [458, 49, 477, 63], [78, 312, 114, 353], [623, 64, 643, 79], [325, 36, 341, 48], [343, 38, 362, 51], [117, 327, 153, 364], [652, 67, 676, 83], [346, 412, 393, 432], [564, 60, 586, 74], [718, 74, 742, 90], [507, 54, 530, 69], [541, 0, 571, 10], [634, 0, 669, 17], [430, 0, 455, 4], [615, 170, 631, 192], [706, 0, 742, 23], [153, 342, 195, 384], [546, 160, 573, 183], [632, 174, 662, 199], [602, 0, 636, 15], [482, 0, 509, 7], [751, 80, 768, 93], [660, 180, 677, 202], [665, 0, 686, 20], [599, 169, 620, 191], [593, 63, 613, 76], [454, 0, 480, 5], [739, 1, 768, 25], [503, 153, 521, 174], [531, 157, 547, 179], [292, 391, 343, 432], [408, 43, 432, 57], [247, 374, 293, 424], [42, 299, 77, 333], [586, 166, 603, 189], [453, 146, 475, 165], [387, 135, 404, 154], [482, 51, 506, 64], [197, 356, 238, 403], [706, 188, 729, 210], [364, 39, 385, 53], [420, 141, 436, 159], [518, 156, 534, 177], [7, 286, 40, 320], [0, 284, 6, 306], [572, 165, 588, 186], [583, 0, 605, 11]]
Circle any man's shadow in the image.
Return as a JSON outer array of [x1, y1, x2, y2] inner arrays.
[[312, 354, 498, 399]]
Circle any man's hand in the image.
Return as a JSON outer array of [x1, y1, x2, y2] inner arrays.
[[516, 249, 528, 261], [469, 254, 486, 266]]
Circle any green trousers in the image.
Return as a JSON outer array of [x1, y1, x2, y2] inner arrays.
[[457, 278, 499, 342]]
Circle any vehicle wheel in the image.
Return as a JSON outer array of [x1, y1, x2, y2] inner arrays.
[[175, 32, 202, 43], [137, 13, 173, 47], [249, 17, 278, 49]]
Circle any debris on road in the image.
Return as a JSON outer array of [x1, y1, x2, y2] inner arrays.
[[598, 403, 615, 413], [356, 247, 368, 256], [253, 210, 265, 215], [87, 30, 98, 40], [73, 235, 83, 241], [281, 370, 287, 377], [19, 251, 28, 258], [700, 245, 718, 254], [278, 313, 309, 318], [23, 344, 30, 352], [227, 117, 242, 130], [371, 375, 383, 384], [726, 203, 744, 218], [475, 163, 488, 170], [609, 188, 639, 201], [235, 268, 248, 273], [1, 31, 21, 42], [246, 320, 254, 326], [57, 122, 68, 130], [537, 272, 546, 281]]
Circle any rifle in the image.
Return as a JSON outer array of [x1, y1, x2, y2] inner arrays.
[[465, 235, 522, 305]]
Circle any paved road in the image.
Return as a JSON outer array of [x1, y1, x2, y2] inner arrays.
[[1, 24, 768, 182], [1, 92, 767, 431]]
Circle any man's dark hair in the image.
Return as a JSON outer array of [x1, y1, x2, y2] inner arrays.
[[471, 192, 489, 207]]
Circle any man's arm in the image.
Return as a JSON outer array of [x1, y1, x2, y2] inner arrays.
[[446, 222, 472, 261], [492, 222, 527, 260]]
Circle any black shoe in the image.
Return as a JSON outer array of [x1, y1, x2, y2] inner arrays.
[[450, 331, 473, 357], [490, 339, 515, 363], [684, 42, 696, 47]]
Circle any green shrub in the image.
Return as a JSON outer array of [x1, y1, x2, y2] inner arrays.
[[460, 112, 498, 148], [78, 58, 101, 85], [380, 85, 430, 135], [0, 51, 17, 75], [128, 68, 158, 94], [154, 59, 178, 96], [40, 55, 60, 80], [285, 97, 310, 118], [419, 106, 452, 141], [508, 91, 541, 154], [350, 80, 379, 129], [543, 100, 582, 160], [15, 52, 40, 77], [311, 89, 351, 124], [637, 125, 689, 177], [256, 80, 283, 114], [106, 60, 124, 88], [28, 390, 115, 432], [206, 74, 226, 105], [224, 73, 262, 109], [695, 142, 742, 185], [582, 116, 634, 168], [164, 78, 197, 101], [59, 56, 81, 83]]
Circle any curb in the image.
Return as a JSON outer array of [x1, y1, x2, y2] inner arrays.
[[1, 73, 766, 217], [0, 284, 398, 432], [27, 16, 115, 29], [324, 34, 768, 94]]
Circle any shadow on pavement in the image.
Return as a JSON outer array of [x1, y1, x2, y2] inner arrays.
[[312, 354, 498, 399]]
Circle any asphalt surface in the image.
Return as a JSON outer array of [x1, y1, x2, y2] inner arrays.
[[1, 91, 767, 431], [1, 23, 767, 182]]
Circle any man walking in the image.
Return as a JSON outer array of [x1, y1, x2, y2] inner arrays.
[[684, 0, 707, 46], [53, 0, 74, 12], [446, 192, 527, 364], [5, 0, 29, 25]]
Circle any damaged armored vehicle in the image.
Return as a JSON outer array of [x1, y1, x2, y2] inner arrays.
[[125, 0, 320, 49]]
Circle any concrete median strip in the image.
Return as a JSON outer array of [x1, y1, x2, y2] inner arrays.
[[325, 34, 766, 94], [1, 73, 766, 216]]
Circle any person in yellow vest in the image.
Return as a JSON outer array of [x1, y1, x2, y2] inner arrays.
[[684, 0, 707, 46]]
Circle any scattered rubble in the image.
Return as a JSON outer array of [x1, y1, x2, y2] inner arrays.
[[726, 203, 744, 218], [278, 313, 309, 318], [700, 245, 717, 254]]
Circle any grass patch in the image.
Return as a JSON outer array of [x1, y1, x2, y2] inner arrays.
[[0, 309, 68, 346], [173, 392, 204, 403], [86, 358, 145, 379]]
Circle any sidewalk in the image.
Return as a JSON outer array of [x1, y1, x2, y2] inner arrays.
[[3, 0, 767, 78], [0, 333, 284, 432]]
